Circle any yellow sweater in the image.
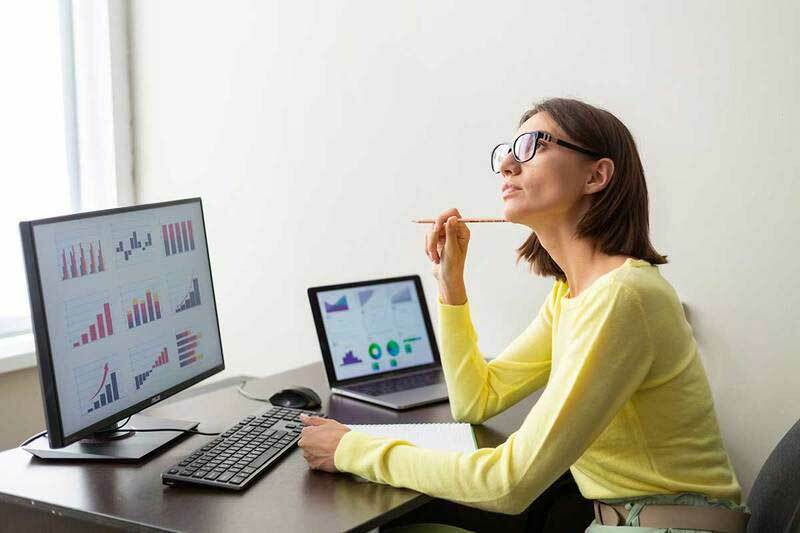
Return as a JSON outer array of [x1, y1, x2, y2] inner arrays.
[[334, 258, 742, 514]]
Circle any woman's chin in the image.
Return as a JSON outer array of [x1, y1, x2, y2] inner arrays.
[[502, 204, 524, 224]]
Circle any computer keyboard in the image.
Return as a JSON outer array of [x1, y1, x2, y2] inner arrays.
[[162, 405, 324, 490], [348, 369, 443, 396]]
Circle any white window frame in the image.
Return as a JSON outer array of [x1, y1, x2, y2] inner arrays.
[[0, 0, 134, 374]]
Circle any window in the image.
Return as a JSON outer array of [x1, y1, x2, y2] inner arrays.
[[0, 1, 133, 366], [0, 3, 77, 340]]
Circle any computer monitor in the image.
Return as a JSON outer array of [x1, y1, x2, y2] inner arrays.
[[19, 198, 224, 458]]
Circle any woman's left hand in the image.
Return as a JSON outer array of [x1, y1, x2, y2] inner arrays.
[[297, 414, 351, 473]]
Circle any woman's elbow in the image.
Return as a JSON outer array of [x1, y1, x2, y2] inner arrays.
[[470, 495, 530, 516], [449, 405, 486, 425]]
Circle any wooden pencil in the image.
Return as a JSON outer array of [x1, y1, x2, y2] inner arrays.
[[411, 218, 508, 224]]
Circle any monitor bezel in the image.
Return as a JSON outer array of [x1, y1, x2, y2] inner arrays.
[[19, 197, 225, 448], [307, 274, 441, 387]]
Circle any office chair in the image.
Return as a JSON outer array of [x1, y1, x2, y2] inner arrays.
[[746, 417, 800, 532]]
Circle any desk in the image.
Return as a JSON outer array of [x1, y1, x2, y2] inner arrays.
[[0, 362, 543, 532]]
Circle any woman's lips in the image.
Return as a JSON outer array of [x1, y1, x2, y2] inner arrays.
[[502, 186, 522, 199]]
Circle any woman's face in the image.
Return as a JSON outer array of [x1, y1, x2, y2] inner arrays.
[[498, 112, 596, 227]]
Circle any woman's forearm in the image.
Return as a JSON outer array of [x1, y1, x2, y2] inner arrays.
[[438, 300, 553, 424], [438, 280, 467, 306]]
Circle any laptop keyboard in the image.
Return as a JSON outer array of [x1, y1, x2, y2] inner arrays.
[[348, 369, 443, 396]]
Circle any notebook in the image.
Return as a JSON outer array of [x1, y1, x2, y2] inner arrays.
[[347, 423, 477, 453]]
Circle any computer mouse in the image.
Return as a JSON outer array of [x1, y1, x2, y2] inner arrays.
[[268, 386, 322, 410]]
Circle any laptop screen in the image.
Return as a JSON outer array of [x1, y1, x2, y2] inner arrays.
[[313, 278, 436, 381]]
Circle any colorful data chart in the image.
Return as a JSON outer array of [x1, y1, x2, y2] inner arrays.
[[76, 357, 124, 415], [387, 340, 400, 356], [357, 289, 375, 306], [341, 350, 363, 366], [403, 336, 421, 354], [113, 225, 154, 265], [130, 339, 170, 390], [65, 292, 114, 349], [121, 280, 164, 329], [390, 287, 412, 304], [57, 229, 106, 281], [368, 343, 382, 359], [175, 328, 203, 368], [169, 273, 202, 313], [162, 220, 196, 257], [325, 296, 349, 313]]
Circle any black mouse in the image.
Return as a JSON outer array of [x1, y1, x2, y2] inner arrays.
[[268, 386, 321, 410]]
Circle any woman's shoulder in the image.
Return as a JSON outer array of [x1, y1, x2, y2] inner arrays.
[[611, 260, 684, 317]]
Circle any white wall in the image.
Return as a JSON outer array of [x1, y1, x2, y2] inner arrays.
[[128, 0, 800, 497]]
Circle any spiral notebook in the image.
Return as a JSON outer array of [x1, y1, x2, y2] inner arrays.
[[347, 423, 477, 453]]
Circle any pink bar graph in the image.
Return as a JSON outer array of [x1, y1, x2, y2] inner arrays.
[[104, 303, 113, 335], [187, 221, 195, 250], [96, 314, 105, 338]]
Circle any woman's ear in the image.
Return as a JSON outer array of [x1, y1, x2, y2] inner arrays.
[[586, 157, 615, 194]]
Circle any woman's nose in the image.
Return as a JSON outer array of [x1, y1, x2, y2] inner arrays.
[[499, 152, 519, 178]]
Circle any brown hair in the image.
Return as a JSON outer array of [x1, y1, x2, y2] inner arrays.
[[515, 97, 668, 281]]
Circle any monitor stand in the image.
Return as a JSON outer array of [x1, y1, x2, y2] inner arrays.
[[23, 414, 199, 461]]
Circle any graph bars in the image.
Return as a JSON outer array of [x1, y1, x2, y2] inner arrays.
[[65, 292, 114, 349], [112, 224, 154, 266], [324, 295, 349, 313], [169, 273, 202, 313], [162, 220, 196, 257], [121, 279, 165, 329], [176, 328, 203, 368], [56, 229, 105, 281], [75, 356, 124, 414], [341, 350, 363, 366], [130, 339, 170, 390]]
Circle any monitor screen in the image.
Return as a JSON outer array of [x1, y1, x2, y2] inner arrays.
[[22, 198, 224, 442], [314, 279, 435, 381]]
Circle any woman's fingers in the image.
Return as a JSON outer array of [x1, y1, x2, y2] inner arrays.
[[428, 208, 461, 263]]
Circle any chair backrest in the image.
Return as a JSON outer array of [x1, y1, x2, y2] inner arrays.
[[747, 418, 800, 532]]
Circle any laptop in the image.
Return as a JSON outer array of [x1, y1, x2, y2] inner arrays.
[[307, 275, 448, 410]]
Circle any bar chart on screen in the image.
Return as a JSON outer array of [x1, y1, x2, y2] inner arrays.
[[129, 337, 172, 390], [75, 355, 126, 415], [112, 223, 155, 267], [121, 278, 166, 329], [161, 219, 196, 257], [168, 271, 202, 314], [55, 227, 106, 281], [175, 327, 204, 368], [65, 292, 115, 349]]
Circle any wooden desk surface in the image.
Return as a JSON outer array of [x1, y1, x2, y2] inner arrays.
[[0, 362, 542, 532]]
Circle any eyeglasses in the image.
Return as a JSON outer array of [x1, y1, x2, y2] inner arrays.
[[490, 131, 603, 173]]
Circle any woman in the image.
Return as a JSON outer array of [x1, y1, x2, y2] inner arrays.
[[298, 97, 750, 532]]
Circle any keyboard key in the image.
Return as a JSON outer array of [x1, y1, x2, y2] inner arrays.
[[247, 447, 282, 469]]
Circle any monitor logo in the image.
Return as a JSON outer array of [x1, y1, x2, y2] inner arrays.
[[151, 395, 161, 404]]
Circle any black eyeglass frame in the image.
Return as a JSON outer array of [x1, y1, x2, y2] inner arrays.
[[491, 131, 604, 173]]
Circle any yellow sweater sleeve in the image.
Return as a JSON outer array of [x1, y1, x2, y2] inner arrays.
[[436, 291, 554, 424], [334, 283, 655, 515]]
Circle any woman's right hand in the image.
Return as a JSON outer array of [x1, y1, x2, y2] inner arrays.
[[425, 208, 470, 304]]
